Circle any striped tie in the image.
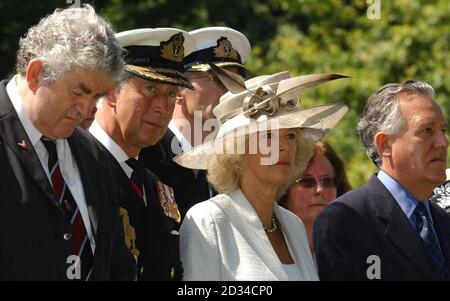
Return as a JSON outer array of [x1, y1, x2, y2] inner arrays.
[[414, 202, 449, 280], [41, 137, 94, 281]]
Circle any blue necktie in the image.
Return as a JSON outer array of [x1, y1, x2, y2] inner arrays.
[[414, 202, 449, 280]]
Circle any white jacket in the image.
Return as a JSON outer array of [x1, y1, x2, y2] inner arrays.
[[180, 189, 318, 281]]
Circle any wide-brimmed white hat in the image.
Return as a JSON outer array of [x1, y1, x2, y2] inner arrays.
[[174, 71, 349, 169]]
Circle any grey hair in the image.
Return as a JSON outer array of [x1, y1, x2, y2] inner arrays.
[[357, 80, 435, 167], [16, 4, 124, 82], [207, 128, 315, 201]]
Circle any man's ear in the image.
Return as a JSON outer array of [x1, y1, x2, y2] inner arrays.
[[374, 132, 392, 158], [25, 59, 44, 93], [105, 89, 118, 108], [176, 89, 186, 105]]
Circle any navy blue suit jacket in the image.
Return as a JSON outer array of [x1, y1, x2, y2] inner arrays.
[[0, 80, 136, 280], [314, 174, 450, 280]]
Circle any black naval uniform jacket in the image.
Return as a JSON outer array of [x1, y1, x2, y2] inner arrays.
[[139, 129, 212, 220], [0, 80, 136, 280], [108, 153, 182, 281]]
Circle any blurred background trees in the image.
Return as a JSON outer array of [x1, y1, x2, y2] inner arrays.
[[2, 0, 449, 187]]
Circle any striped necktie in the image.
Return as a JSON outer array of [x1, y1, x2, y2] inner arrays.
[[41, 137, 94, 281], [414, 202, 449, 280]]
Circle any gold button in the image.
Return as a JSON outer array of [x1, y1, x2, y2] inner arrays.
[[170, 267, 175, 279]]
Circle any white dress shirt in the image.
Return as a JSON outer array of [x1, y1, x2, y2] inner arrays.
[[6, 76, 95, 253], [168, 120, 199, 177], [89, 120, 147, 205]]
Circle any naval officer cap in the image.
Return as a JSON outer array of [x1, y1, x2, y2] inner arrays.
[[183, 27, 251, 78], [116, 28, 196, 89]]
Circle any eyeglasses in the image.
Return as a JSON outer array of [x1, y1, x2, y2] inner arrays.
[[295, 176, 337, 188]]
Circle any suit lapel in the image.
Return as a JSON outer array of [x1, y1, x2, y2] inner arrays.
[[212, 190, 289, 280], [67, 132, 100, 239], [274, 206, 318, 280], [0, 81, 58, 206], [429, 204, 450, 273], [370, 176, 439, 279]]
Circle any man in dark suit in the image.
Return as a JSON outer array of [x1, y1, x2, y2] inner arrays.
[[89, 28, 196, 280], [0, 5, 136, 280], [314, 80, 450, 281], [139, 27, 252, 219]]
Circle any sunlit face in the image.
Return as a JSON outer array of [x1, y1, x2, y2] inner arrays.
[[285, 153, 337, 226], [182, 67, 239, 121], [384, 94, 449, 193], [114, 77, 178, 149], [31, 69, 113, 138], [242, 128, 298, 187]]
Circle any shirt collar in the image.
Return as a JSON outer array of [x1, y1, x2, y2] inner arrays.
[[168, 120, 193, 153], [89, 120, 130, 164], [6, 75, 43, 146], [378, 170, 434, 224]]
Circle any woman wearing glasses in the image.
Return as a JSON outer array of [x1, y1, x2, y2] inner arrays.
[[280, 140, 351, 255]]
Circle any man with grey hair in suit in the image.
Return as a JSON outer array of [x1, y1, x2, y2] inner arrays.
[[0, 5, 135, 280], [314, 80, 450, 280]]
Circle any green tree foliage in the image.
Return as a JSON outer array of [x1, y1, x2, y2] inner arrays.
[[2, 0, 449, 187]]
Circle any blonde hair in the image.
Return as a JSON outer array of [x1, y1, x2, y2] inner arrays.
[[207, 128, 315, 201]]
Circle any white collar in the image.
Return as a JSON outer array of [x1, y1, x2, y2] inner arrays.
[[89, 120, 130, 164], [6, 75, 43, 146], [168, 120, 193, 153]]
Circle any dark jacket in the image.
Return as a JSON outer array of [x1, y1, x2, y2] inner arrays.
[[139, 129, 212, 220], [314, 174, 450, 281], [0, 80, 136, 280], [108, 154, 182, 280]]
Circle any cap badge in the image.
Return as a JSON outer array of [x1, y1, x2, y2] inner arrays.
[[213, 37, 238, 60], [160, 32, 185, 63]]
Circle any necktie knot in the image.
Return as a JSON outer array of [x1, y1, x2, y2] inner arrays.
[[125, 158, 141, 172], [126, 158, 146, 201], [414, 202, 428, 232], [41, 137, 58, 167], [414, 202, 427, 216]]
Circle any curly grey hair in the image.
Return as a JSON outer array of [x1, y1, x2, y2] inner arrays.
[[357, 80, 435, 168], [16, 4, 124, 82], [207, 128, 315, 201]]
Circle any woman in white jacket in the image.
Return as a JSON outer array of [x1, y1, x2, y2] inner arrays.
[[175, 71, 348, 280]]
